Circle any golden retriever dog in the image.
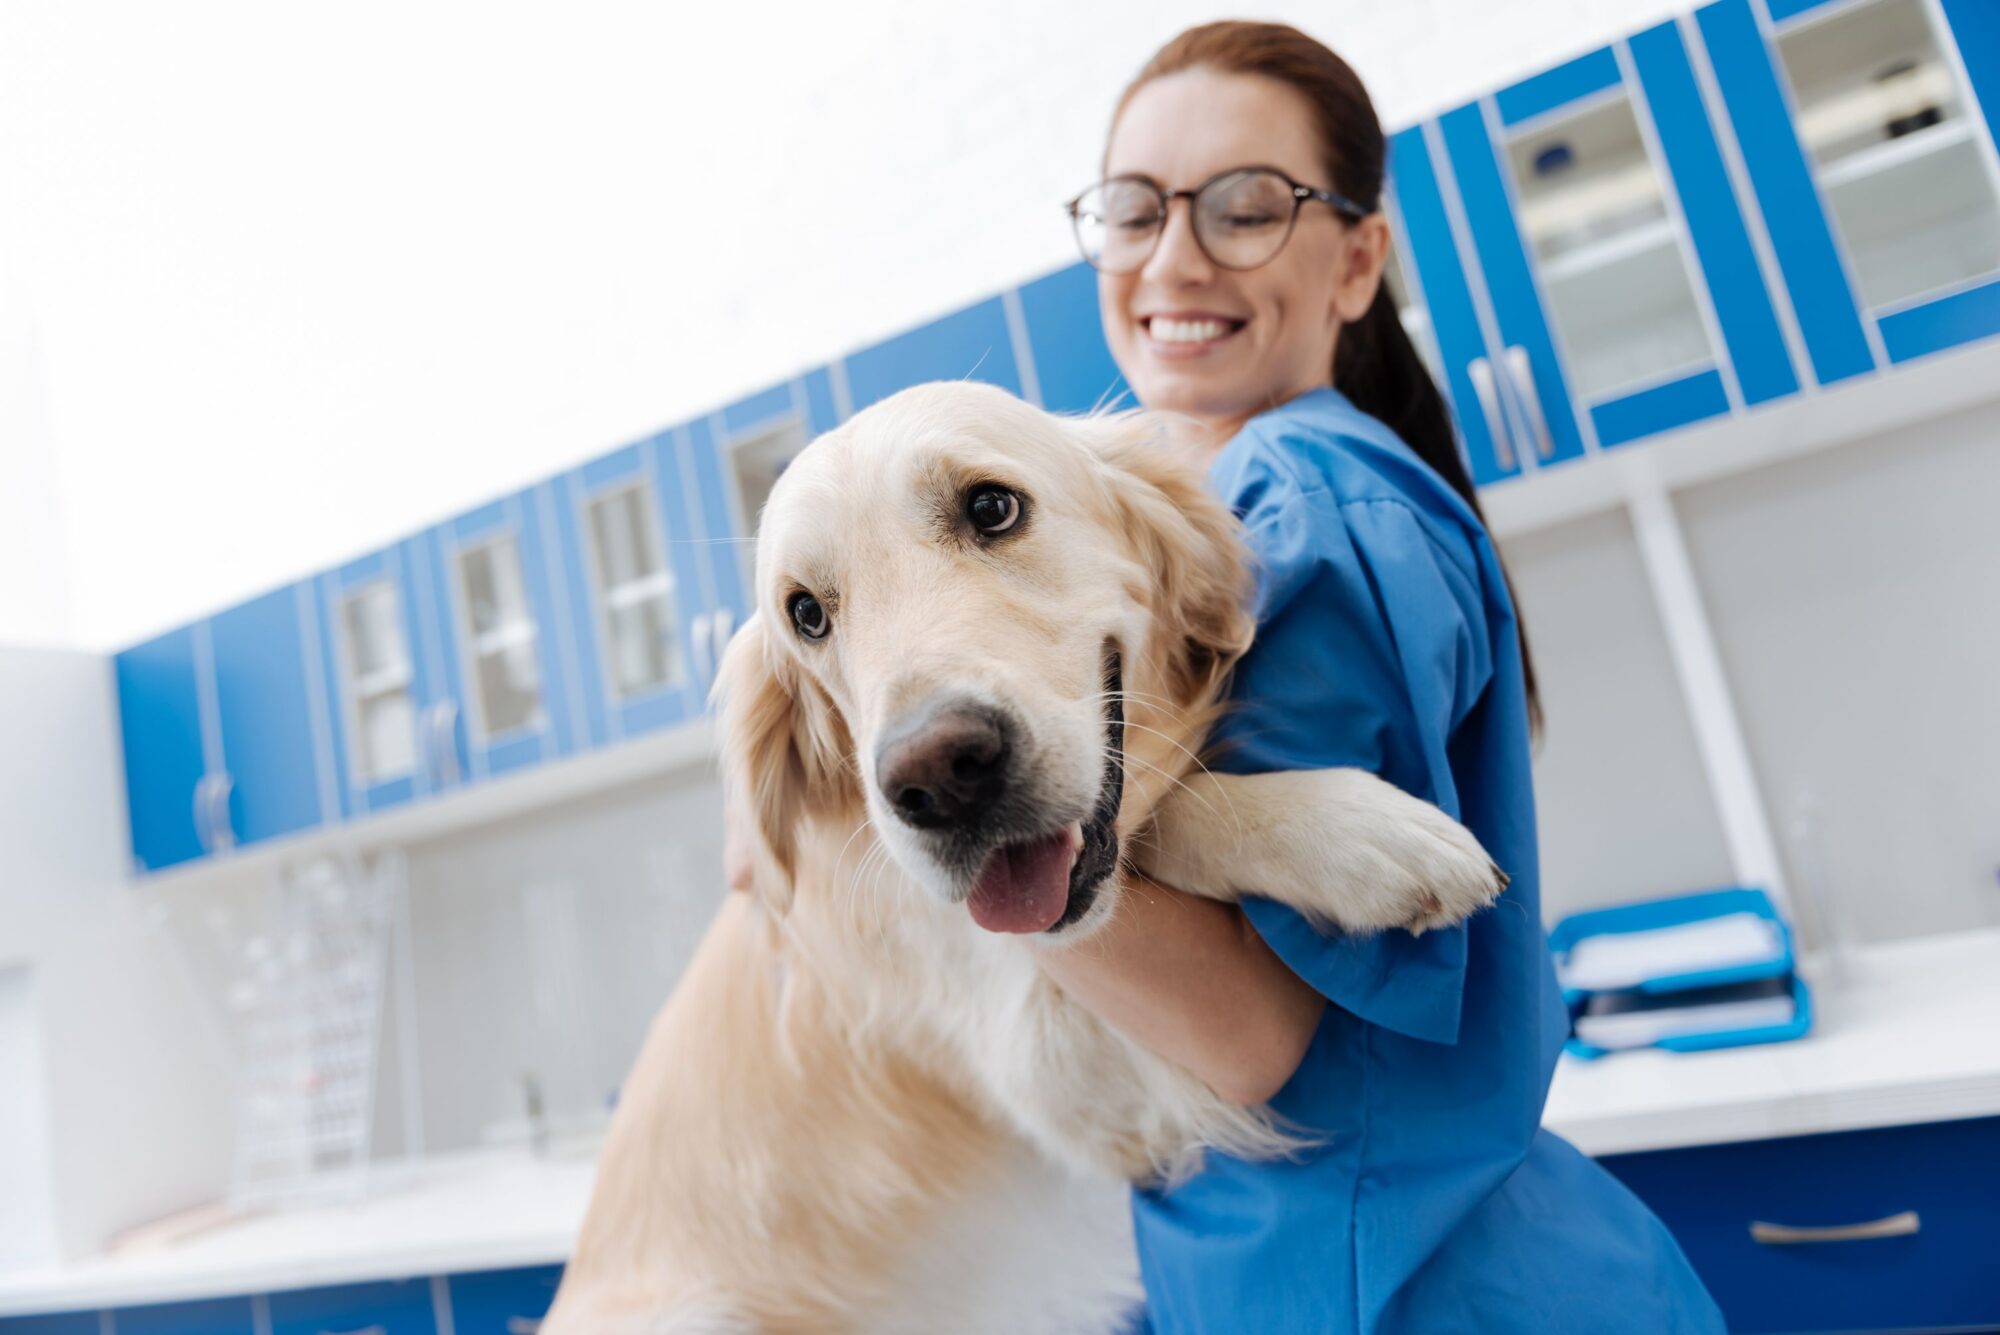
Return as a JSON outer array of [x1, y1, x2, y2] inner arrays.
[[543, 382, 1506, 1334]]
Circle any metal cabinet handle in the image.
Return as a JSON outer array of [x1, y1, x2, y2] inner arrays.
[[1750, 1210, 1920, 1245], [205, 773, 236, 853], [426, 701, 462, 788], [1500, 344, 1555, 460], [691, 611, 715, 689], [192, 778, 214, 854], [1467, 357, 1517, 472]]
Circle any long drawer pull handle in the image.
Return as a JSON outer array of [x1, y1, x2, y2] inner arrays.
[[1467, 356, 1517, 472], [1750, 1210, 1920, 1245]]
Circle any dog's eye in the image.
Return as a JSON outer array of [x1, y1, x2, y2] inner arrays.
[[966, 484, 1023, 537], [788, 591, 830, 640]]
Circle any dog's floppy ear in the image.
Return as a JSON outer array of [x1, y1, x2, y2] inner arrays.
[[1085, 412, 1257, 710], [712, 613, 856, 914]]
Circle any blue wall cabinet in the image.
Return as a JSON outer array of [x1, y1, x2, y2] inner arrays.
[[1016, 262, 1130, 416], [444, 1264, 564, 1334], [842, 296, 1026, 416], [420, 486, 578, 785], [314, 539, 446, 819], [1387, 125, 1531, 485], [115, 625, 213, 873], [267, 1279, 437, 1335], [208, 584, 333, 850], [1439, 39, 1783, 455], [1701, 0, 2000, 370], [115, 585, 334, 873], [550, 439, 709, 746]]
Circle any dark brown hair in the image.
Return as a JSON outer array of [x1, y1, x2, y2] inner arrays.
[[1112, 21, 1542, 733]]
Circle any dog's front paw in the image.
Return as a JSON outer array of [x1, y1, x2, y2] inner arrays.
[[1366, 794, 1509, 935], [1256, 770, 1508, 937]]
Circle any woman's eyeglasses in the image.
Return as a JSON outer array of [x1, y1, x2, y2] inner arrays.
[[1065, 166, 1372, 276]]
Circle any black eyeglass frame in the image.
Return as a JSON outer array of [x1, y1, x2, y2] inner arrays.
[[1063, 165, 1375, 275]]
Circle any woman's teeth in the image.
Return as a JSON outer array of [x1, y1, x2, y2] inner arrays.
[[1148, 317, 1235, 343]]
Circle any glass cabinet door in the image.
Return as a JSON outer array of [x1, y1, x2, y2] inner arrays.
[[1772, 0, 2000, 314], [335, 579, 418, 785], [1501, 90, 1720, 403], [585, 481, 684, 699], [454, 534, 547, 739]]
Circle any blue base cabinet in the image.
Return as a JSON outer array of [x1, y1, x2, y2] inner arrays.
[[1600, 1115, 2000, 1334], [0, 1266, 562, 1335]]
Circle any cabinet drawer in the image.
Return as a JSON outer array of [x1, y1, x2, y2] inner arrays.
[[444, 1265, 563, 1334], [0, 1313, 100, 1334], [111, 1294, 257, 1334], [1600, 1115, 2000, 1333], [266, 1279, 436, 1335]]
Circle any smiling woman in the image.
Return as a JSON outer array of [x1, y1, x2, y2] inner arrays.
[[1027, 20, 1725, 1335]]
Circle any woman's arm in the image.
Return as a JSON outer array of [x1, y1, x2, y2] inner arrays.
[[1030, 874, 1324, 1106]]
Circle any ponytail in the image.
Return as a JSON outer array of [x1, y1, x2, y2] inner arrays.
[[1338, 284, 1543, 736]]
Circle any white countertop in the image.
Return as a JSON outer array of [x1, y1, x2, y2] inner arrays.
[[0, 1149, 594, 1317], [4, 928, 1996, 1318], [1544, 926, 2000, 1156]]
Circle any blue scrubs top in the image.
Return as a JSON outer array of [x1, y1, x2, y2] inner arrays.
[[1127, 388, 1724, 1334]]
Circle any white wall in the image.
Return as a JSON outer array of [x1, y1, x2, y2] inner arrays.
[[0, 648, 233, 1260], [0, 0, 1692, 650]]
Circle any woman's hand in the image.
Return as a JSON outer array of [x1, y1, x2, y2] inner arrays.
[[1030, 875, 1324, 1106]]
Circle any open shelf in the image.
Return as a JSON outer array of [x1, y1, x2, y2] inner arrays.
[[1820, 114, 1974, 190]]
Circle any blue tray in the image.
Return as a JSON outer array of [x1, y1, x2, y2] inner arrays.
[[1563, 969, 1813, 1061], [1549, 885, 1794, 1003]]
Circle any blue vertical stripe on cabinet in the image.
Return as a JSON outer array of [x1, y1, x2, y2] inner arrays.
[[1494, 46, 1624, 126], [0, 1313, 97, 1333], [1436, 103, 1589, 463], [515, 481, 579, 762], [842, 297, 1024, 415], [445, 1264, 565, 1334], [1694, 0, 1876, 385], [266, 1279, 437, 1335], [1630, 20, 1799, 406], [648, 427, 729, 703], [1387, 125, 1520, 485], [209, 584, 328, 848], [680, 415, 748, 627], [115, 626, 209, 872], [551, 470, 615, 751], [1942, 0, 2000, 141], [112, 1294, 257, 1333], [802, 366, 842, 433], [1016, 262, 1130, 416]]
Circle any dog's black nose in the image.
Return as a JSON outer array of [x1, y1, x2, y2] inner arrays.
[[877, 702, 1011, 832]]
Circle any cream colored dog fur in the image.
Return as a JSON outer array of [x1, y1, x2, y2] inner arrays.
[[543, 383, 1504, 1333]]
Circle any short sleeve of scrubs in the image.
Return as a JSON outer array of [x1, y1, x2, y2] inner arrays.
[[1208, 449, 1493, 1046]]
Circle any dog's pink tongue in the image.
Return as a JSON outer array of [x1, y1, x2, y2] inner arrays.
[[968, 829, 1080, 934]]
